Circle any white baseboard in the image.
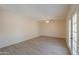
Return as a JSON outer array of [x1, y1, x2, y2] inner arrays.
[[40, 35, 66, 39]]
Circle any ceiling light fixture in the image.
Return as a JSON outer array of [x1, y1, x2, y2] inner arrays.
[[41, 16, 55, 23], [45, 20, 50, 23]]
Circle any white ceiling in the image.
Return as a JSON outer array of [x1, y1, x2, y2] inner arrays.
[[0, 4, 69, 20]]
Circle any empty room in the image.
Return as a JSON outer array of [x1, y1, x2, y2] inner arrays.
[[0, 4, 79, 55]]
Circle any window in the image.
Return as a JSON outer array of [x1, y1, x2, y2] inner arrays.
[[69, 11, 77, 55], [72, 12, 77, 55]]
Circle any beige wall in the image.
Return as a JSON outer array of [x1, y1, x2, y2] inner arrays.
[[77, 6, 79, 54], [0, 6, 67, 48], [0, 7, 39, 48], [40, 20, 66, 38]]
